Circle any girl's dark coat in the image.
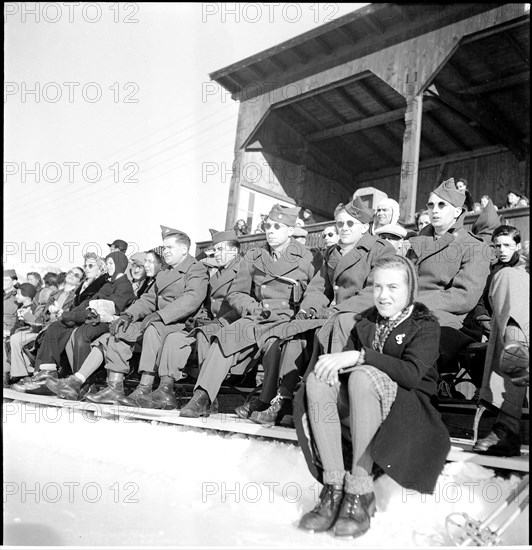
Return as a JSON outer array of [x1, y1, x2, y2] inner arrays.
[[294, 302, 450, 494]]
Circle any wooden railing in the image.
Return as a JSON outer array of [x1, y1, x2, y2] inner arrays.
[[196, 206, 530, 256]]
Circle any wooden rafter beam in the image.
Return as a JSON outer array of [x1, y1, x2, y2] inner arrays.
[[457, 71, 529, 96], [271, 113, 354, 193], [363, 14, 385, 35], [337, 25, 357, 44], [436, 62, 528, 160], [318, 93, 398, 166], [289, 103, 360, 174], [504, 31, 529, 67], [266, 56, 286, 72], [424, 112, 469, 151], [291, 46, 309, 65], [303, 96, 378, 168], [314, 35, 334, 55], [357, 78, 392, 111], [247, 65, 264, 79], [427, 90, 528, 160]]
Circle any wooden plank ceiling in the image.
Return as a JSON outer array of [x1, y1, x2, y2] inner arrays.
[[246, 14, 530, 177]]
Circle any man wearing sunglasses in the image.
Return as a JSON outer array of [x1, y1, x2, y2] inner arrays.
[[321, 225, 339, 248], [406, 177, 490, 376], [247, 198, 396, 426], [180, 204, 318, 420]]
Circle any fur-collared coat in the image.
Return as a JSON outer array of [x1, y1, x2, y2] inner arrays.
[[407, 213, 490, 329], [294, 303, 450, 494]]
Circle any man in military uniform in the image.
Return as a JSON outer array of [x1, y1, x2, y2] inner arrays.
[[244, 198, 395, 425], [407, 177, 491, 375], [132, 230, 243, 409], [179, 204, 317, 418], [87, 226, 208, 404]]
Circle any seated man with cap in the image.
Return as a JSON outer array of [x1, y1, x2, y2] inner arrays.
[[244, 198, 395, 426], [133, 230, 243, 409], [374, 223, 408, 256], [406, 177, 490, 377], [86, 226, 208, 405], [108, 239, 128, 254], [180, 204, 318, 418], [128, 251, 149, 298]]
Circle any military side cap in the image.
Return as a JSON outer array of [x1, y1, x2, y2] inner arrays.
[[4, 269, 17, 279], [433, 177, 465, 208], [212, 230, 238, 245], [344, 197, 374, 224], [15, 282, 37, 299], [268, 204, 300, 226], [130, 252, 147, 265], [293, 226, 308, 238], [161, 225, 185, 239]]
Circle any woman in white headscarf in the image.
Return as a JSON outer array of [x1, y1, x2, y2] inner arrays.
[[370, 198, 401, 235]]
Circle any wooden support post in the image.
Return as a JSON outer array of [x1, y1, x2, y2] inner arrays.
[[399, 88, 423, 224]]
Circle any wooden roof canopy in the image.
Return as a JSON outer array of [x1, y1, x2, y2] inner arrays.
[[210, 4, 529, 186]]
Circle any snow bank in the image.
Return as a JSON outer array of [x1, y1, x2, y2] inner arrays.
[[3, 402, 528, 547]]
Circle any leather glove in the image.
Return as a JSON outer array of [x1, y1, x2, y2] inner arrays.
[[295, 310, 310, 320], [314, 307, 335, 319], [110, 313, 134, 337], [479, 320, 491, 336], [84, 309, 101, 326], [139, 312, 161, 333], [184, 317, 196, 332]]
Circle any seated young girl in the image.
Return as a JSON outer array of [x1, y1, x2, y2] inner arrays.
[[295, 255, 450, 539]]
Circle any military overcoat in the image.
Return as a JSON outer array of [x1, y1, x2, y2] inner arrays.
[[125, 254, 208, 339], [215, 240, 316, 356], [407, 214, 490, 329]]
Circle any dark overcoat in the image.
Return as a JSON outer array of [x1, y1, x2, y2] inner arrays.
[[407, 214, 490, 329], [292, 234, 395, 346], [193, 255, 243, 342], [216, 241, 317, 356], [125, 254, 208, 339], [294, 303, 450, 494]]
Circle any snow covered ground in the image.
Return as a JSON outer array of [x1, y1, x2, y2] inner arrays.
[[3, 401, 529, 547]]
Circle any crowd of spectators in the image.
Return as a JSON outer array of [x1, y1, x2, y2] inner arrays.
[[3, 179, 529, 539]]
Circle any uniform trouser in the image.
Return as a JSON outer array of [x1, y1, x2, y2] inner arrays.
[[35, 321, 75, 370], [157, 331, 195, 380], [196, 331, 212, 367], [195, 341, 265, 403], [71, 323, 110, 372], [105, 323, 162, 375], [5, 330, 36, 377], [260, 336, 309, 401]]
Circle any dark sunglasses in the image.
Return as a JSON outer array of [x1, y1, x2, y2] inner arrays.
[[68, 270, 83, 279], [322, 232, 336, 238], [264, 222, 285, 230], [379, 233, 402, 241], [84, 263, 97, 269], [336, 220, 360, 228]]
